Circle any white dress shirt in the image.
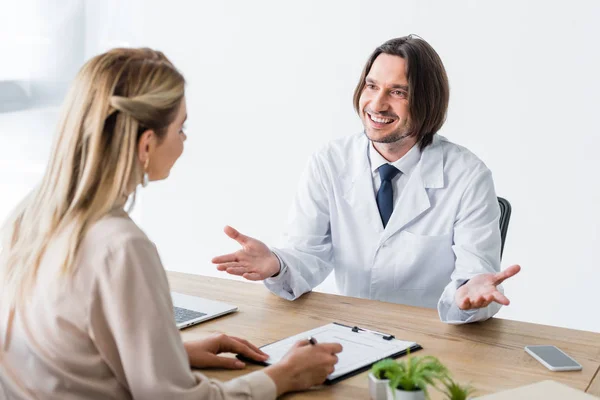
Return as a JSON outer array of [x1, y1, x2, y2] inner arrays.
[[369, 140, 421, 202]]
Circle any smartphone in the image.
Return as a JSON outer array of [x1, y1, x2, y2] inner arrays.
[[524, 345, 582, 371]]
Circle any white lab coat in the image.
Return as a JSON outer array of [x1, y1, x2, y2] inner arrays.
[[265, 133, 503, 324]]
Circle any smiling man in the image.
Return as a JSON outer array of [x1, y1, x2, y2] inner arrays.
[[213, 35, 521, 324]]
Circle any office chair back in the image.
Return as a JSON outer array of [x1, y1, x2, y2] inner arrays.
[[497, 197, 511, 258]]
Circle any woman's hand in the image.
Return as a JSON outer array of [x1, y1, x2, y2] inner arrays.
[[264, 339, 343, 396], [183, 333, 268, 369]]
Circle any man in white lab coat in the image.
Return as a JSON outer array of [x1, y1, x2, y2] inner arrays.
[[213, 35, 520, 324]]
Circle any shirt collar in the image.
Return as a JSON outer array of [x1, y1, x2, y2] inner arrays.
[[369, 140, 421, 176]]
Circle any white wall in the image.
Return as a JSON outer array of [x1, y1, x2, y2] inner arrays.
[[6, 0, 600, 333], [0, 1, 85, 229]]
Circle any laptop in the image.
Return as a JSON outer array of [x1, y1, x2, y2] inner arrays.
[[171, 291, 238, 329]]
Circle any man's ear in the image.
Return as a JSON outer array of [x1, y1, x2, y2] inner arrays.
[[137, 129, 155, 164]]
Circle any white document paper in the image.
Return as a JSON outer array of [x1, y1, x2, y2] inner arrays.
[[261, 323, 418, 381]]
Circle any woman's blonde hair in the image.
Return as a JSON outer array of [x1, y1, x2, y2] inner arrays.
[[0, 48, 185, 310]]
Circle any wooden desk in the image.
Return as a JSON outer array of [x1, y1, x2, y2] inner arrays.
[[169, 272, 600, 399]]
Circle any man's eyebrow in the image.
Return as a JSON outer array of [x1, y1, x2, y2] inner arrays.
[[365, 77, 408, 91]]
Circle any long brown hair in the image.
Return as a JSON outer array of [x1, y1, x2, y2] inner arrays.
[[353, 35, 449, 149], [0, 48, 185, 310]]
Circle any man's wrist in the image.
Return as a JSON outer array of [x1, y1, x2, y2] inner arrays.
[[270, 251, 283, 277]]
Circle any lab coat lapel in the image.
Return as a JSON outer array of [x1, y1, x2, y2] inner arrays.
[[341, 135, 384, 234], [380, 135, 445, 245], [380, 163, 430, 244]]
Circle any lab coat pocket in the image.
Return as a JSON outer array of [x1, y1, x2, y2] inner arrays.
[[391, 230, 453, 290]]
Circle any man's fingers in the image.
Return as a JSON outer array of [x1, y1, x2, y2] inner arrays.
[[492, 290, 510, 305], [493, 264, 521, 285], [457, 296, 471, 310], [212, 254, 238, 264], [223, 267, 249, 277], [224, 225, 250, 246], [469, 297, 485, 309], [466, 291, 510, 309], [242, 272, 263, 281], [215, 262, 244, 271]]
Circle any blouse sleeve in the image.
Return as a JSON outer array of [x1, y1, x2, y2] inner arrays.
[[88, 235, 276, 400]]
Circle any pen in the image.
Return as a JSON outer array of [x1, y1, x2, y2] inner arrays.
[[308, 336, 317, 345], [351, 326, 395, 340]]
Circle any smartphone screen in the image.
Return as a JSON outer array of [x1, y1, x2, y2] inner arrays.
[[525, 345, 581, 369]]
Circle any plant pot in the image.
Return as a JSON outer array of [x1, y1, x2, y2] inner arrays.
[[368, 372, 389, 400], [386, 386, 426, 400]]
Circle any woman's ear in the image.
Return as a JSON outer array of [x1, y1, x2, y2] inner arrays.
[[137, 129, 155, 165]]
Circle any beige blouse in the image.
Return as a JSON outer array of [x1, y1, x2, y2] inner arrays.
[[0, 210, 276, 399]]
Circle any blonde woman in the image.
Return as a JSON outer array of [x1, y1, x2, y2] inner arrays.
[[0, 48, 341, 399]]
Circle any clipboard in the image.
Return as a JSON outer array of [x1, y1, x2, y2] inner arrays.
[[238, 322, 422, 384]]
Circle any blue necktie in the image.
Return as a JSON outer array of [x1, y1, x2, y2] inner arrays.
[[376, 164, 400, 228]]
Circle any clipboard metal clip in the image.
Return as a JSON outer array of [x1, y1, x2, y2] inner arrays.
[[351, 325, 395, 341]]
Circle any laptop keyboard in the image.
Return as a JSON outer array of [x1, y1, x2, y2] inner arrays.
[[174, 306, 207, 324]]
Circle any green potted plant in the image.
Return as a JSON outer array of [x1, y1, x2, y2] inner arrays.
[[385, 355, 448, 400], [438, 377, 476, 400], [370, 358, 401, 400]]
